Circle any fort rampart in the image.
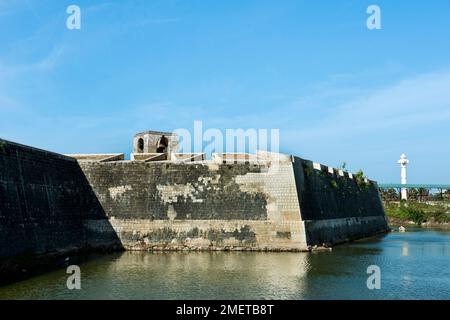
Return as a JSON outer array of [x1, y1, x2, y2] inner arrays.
[[0, 137, 388, 281]]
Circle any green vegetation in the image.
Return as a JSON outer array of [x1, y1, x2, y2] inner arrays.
[[380, 188, 400, 201], [303, 164, 312, 177], [354, 170, 368, 187], [330, 180, 338, 189], [381, 188, 450, 201], [384, 201, 450, 225]]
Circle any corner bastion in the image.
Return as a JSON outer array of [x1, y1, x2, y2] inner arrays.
[[0, 131, 388, 280], [77, 150, 388, 251]]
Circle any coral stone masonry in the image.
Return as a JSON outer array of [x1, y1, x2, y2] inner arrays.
[[0, 132, 388, 282]]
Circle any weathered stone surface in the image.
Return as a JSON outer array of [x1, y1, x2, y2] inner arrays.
[[0, 137, 389, 283], [80, 161, 307, 250], [79, 162, 270, 220], [0, 139, 121, 283], [292, 157, 385, 220], [292, 156, 388, 246], [79, 156, 388, 251]]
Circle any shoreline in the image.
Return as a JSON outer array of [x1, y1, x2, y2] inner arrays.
[[387, 216, 450, 229]]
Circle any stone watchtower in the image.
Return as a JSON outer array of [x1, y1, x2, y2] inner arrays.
[[132, 130, 179, 161]]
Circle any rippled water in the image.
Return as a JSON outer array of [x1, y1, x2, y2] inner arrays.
[[1, 228, 449, 300]]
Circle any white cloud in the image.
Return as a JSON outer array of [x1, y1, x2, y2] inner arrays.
[[291, 71, 450, 140], [35, 45, 66, 70], [0, 42, 66, 78]]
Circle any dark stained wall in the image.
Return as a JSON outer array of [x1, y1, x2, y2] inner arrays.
[[0, 139, 120, 281], [292, 156, 388, 246], [79, 162, 268, 220], [292, 157, 385, 221]]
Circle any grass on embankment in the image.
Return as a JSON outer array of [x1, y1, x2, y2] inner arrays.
[[384, 201, 450, 227]]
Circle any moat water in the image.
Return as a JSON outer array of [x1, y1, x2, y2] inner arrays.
[[1, 228, 449, 300]]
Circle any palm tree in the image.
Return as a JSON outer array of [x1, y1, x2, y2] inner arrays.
[[381, 188, 399, 201], [408, 188, 419, 201], [418, 188, 428, 202]]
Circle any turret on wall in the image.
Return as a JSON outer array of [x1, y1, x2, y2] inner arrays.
[[132, 130, 179, 161]]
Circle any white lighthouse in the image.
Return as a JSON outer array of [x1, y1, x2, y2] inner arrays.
[[397, 154, 409, 200]]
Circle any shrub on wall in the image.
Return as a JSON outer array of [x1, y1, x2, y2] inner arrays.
[[354, 170, 367, 187]]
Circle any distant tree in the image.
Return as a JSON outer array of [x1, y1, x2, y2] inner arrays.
[[379, 188, 388, 201], [387, 188, 399, 201], [380, 188, 398, 201], [408, 188, 419, 201], [417, 188, 428, 201]]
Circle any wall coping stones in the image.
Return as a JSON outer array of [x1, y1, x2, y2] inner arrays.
[[0, 138, 76, 162], [66, 153, 125, 162]]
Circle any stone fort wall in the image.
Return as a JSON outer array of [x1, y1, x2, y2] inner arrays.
[[0, 139, 121, 283], [79, 155, 388, 250], [292, 157, 388, 246], [0, 138, 388, 281], [79, 160, 308, 251]]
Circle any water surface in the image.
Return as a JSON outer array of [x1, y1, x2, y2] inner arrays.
[[1, 228, 449, 299]]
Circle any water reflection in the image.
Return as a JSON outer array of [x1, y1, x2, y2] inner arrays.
[[0, 229, 449, 300], [402, 243, 409, 256], [101, 251, 313, 299]]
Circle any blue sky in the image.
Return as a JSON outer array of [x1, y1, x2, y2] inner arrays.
[[1, 0, 449, 183]]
